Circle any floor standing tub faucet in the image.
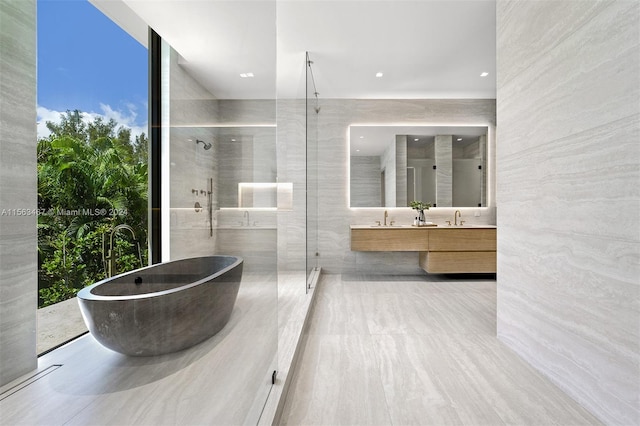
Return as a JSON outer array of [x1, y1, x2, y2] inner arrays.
[[104, 224, 143, 277]]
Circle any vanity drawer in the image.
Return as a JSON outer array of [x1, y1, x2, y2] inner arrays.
[[428, 229, 496, 251], [419, 251, 496, 273], [350, 228, 429, 251]]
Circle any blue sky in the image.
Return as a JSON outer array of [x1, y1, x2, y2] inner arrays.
[[37, 0, 148, 138]]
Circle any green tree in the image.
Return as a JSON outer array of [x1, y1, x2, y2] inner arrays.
[[37, 110, 148, 307], [133, 132, 148, 164], [45, 109, 87, 142]]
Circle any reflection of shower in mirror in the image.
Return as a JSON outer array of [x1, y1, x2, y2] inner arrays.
[[349, 125, 489, 208]]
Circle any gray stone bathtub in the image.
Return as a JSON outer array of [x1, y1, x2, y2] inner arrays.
[[77, 256, 243, 356]]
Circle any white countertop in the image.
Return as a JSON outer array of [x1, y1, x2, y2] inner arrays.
[[350, 224, 497, 229]]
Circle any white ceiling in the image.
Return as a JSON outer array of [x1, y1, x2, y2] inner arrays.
[[91, 0, 496, 100]]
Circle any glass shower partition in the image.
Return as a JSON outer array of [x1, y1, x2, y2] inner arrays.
[[306, 52, 319, 291], [158, 2, 278, 423]]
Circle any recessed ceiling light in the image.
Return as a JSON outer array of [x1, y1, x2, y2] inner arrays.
[[356, 149, 360, 152], [480, 72, 489, 77], [240, 73, 254, 78], [457, 138, 463, 141], [231, 139, 236, 142], [414, 138, 419, 141], [359, 136, 364, 139], [376, 72, 383, 78]]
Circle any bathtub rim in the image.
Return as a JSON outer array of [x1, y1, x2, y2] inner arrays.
[[77, 255, 243, 302]]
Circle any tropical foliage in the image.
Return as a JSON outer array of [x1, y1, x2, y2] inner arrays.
[[37, 110, 148, 307]]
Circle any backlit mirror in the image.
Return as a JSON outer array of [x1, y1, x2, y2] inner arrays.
[[349, 125, 488, 208]]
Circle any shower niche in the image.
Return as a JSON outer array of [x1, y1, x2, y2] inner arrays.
[[238, 182, 293, 210]]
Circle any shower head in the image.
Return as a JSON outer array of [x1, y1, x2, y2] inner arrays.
[[196, 139, 212, 150]]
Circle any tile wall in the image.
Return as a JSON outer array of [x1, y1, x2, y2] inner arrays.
[[314, 99, 497, 274], [0, 0, 37, 386], [496, 1, 640, 424]]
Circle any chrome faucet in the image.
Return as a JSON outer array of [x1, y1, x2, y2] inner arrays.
[[454, 210, 461, 226], [384, 210, 388, 226], [243, 210, 250, 226]]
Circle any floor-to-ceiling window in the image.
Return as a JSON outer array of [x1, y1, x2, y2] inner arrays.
[[36, 0, 148, 354]]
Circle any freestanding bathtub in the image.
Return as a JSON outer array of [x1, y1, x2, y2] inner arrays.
[[77, 256, 243, 356]]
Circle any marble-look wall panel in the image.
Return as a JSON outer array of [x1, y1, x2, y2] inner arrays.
[[314, 99, 496, 274], [496, 1, 639, 424], [395, 136, 407, 207], [216, 99, 495, 274], [276, 99, 307, 272], [380, 140, 397, 207], [350, 157, 381, 207], [218, 137, 253, 208], [435, 135, 453, 207], [211, 101, 278, 272], [0, 0, 37, 386], [168, 48, 219, 260], [217, 99, 276, 125], [216, 229, 277, 272], [217, 127, 277, 208], [168, 79, 280, 270], [214, 210, 277, 272]]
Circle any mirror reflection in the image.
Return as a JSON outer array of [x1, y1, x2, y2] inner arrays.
[[350, 125, 488, 208]]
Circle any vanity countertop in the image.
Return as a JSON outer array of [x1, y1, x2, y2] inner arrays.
[[350, 224, 496, 229], [216, 225, 277, 230]]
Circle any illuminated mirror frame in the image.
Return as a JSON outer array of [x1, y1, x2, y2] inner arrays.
[[347, 123, 493, 209]]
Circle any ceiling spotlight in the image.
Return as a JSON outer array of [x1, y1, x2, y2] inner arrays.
[[480, 72, 489, 77], [414, 138, 419, 141], [376, 72, 383, 78], [240, 72, 254, 78], [457, 138, 463, 141]]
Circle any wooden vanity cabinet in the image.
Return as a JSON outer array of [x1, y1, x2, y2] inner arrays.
[[350, 228, 429, 251], [427, 229, 496, 251], [350, 226, 496, 274], [420, 228, 496, 273]]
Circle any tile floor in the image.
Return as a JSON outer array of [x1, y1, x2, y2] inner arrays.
[[0, 273, 280, 426], [279, 273, 602, 426]]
